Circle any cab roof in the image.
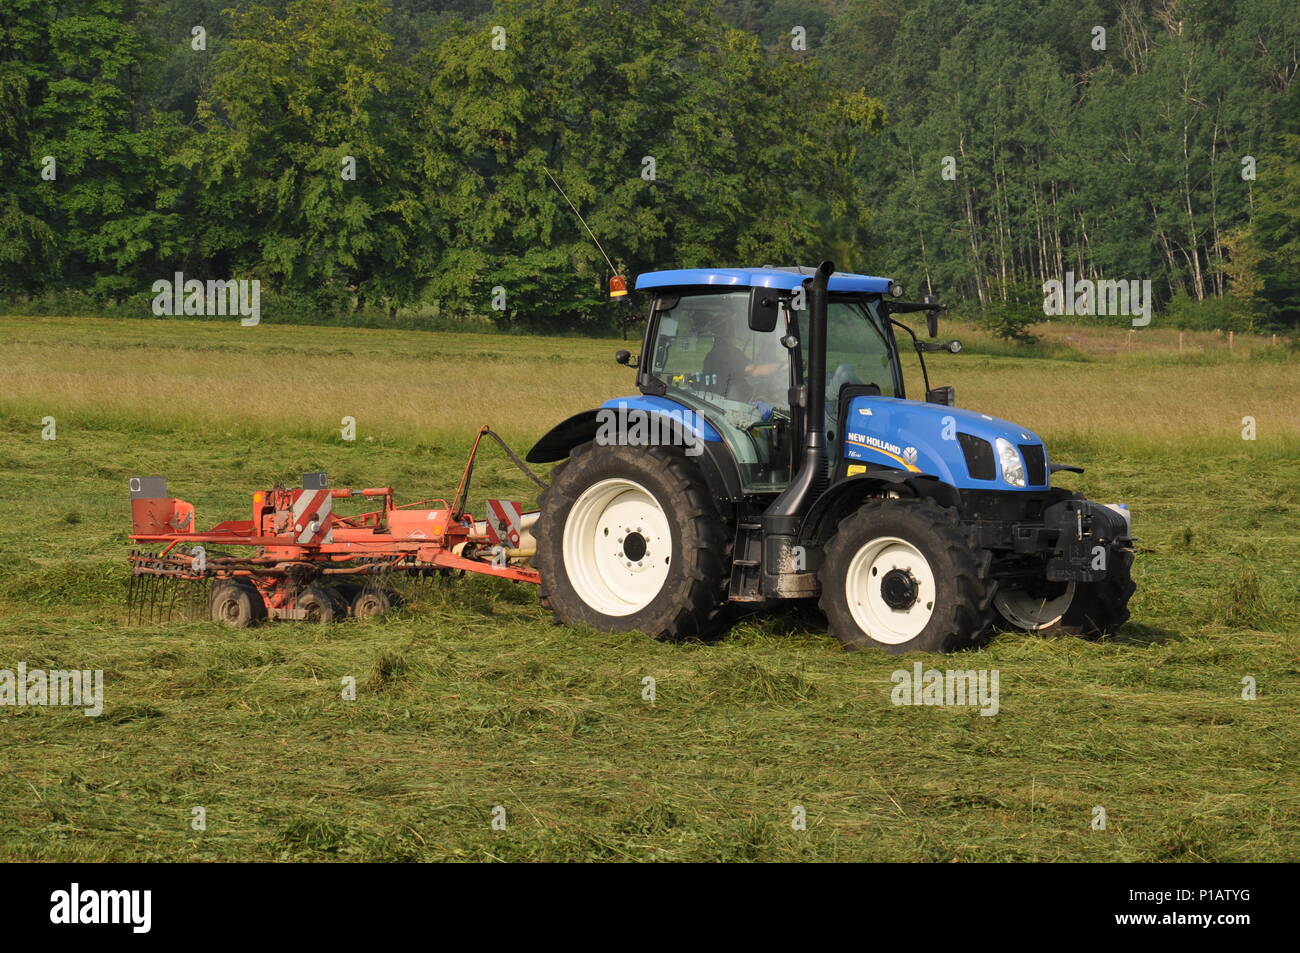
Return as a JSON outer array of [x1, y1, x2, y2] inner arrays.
[[634, 266, 893, 295]]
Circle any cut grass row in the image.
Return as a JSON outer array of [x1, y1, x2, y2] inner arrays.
[[0, 427, 1294, 861]]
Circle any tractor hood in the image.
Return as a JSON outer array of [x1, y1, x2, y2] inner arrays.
[[841, 396, 1050, 490]]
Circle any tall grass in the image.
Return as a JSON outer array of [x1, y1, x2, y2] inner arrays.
[[4, 316, 1297, 451]]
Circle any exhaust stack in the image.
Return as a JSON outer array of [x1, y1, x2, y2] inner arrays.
[[760, 260, 833, 576]]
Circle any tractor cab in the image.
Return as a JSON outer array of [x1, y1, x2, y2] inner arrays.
[[629, 263, 925, 494], [633, 268, 909, 493]]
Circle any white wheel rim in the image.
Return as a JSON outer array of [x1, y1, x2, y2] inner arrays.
[[995, 583, 1075, 631], [844, 536, 936, 644], [562, 478, 673, 617]]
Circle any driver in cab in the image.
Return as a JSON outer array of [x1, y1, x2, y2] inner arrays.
[[702, 316, 785, 404]]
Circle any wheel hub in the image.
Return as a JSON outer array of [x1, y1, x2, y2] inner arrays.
[[562, 478, 672, 616], [880, 568, 919, 609], [844, 536, 937, 644], [621, 531, 648, 564]]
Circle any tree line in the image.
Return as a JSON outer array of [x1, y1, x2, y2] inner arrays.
[[1, 0, 1295, 330]]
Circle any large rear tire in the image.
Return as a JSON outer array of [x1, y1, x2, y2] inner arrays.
[[534, 441, 727, 640], [818, 498, 996, 654]]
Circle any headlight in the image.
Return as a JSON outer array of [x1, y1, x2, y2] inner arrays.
[[996, 437, 1025, 487]]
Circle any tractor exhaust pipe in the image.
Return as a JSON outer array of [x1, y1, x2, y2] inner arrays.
[[759, 260, 834, 586], [803, 260, 833, 456]]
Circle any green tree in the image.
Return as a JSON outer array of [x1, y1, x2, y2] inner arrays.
[[0, 0, 60, 294], [415, 0, 882, 329], [1226, 134, 1300, 326], [1, 0, 183, 298], [185, 0, 425, 312]]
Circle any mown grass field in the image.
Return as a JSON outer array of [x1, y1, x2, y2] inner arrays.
[[0, 314, 1296, 861]]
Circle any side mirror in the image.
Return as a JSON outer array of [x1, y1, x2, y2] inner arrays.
[[924, 295, 940, 337], [614, 349, 636, 367], [748, 287, 780, 332], [926, 385, 955, 406]]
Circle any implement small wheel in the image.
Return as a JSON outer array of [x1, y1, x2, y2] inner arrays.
[[210, 580, 266, 628], [819, 498, 995, 654], [352, 588, 400, 619], [296, 585, 337, 623]]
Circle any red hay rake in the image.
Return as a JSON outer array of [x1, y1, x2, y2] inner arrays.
[[126, 426, 542, 625]]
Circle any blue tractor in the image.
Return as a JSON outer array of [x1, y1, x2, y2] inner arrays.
[[527, 262, 1135, 653]]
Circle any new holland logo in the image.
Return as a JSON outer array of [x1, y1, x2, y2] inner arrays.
[[903, 446, 918, 464]]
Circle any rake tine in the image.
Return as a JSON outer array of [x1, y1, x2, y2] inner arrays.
[[126, 552, 136, 624], [164, 576, 179, 622], [149, 573, 161, 623], [191, 577, 208, 621], [134, 565, 145, 625], [156, 575, 167, 623]]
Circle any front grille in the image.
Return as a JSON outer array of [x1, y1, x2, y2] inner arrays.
[[1019, 444, 1046, 485], [958, 433, 996, 480]]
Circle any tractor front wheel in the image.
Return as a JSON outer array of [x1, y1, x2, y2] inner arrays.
[[535, 441, 727, 641], [819, 498, 996, 653], [994, 551, 1135, 638]]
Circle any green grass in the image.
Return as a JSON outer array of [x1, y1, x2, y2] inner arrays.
[[0, 316, 1296, 861]]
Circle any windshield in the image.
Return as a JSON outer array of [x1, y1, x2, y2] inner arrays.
[[647, 291, 898, 493], [800, 296, 898, 406], [648, 291, 794, 491]]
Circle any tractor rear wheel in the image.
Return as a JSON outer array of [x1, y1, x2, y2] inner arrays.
[[819, 498, 996, 653], [994, 551, 1135, 638], [534, 441, 727, 641], [209, 580, 266, 628]]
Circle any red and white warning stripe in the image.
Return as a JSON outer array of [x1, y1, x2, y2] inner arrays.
[[485, 499, 524, 549], [290, 489, 333, 544]]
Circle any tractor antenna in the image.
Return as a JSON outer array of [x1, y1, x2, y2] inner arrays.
[[543, 167, 619, 275]]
